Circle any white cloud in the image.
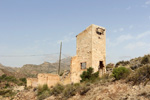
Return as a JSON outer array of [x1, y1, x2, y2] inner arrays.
[[136, 31, 150, 39], [142, 0, 150, 8], [129, 25, 133, 29], [145, 0, 150, 5], [126, 6, 131, 10], [119, 28, 124, 32], [117, 34, 133, 43], [125, 42, 147, 50], [108, 30, 150, 50], [112, 28, 124, 33], [113, 30, 118, 33], [107, 34, 133, 47]]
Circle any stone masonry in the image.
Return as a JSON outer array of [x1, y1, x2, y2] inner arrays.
[[70, 24, 106, 83]]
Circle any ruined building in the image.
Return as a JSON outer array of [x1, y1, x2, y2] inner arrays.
[[27, 24, 106, 87], [70, 24, 106, 83]]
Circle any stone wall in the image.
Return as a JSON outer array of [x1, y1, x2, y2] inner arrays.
[[27, 74, 60, 88], [76, 25, 93, 68], [60, 70, 71, 85], [91, 24, 106, 76], [38, 73, 60, 88], [27, 78, 38, 88]]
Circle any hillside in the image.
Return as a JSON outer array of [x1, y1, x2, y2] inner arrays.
[[0, 64, 25, 78], [1, 54, 150, 100], [12, 80, 150, 100], [114, 54, 150, 69]]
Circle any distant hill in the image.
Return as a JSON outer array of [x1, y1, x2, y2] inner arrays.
[[0, 57, 71, 78], [0, 63, 26, 78]]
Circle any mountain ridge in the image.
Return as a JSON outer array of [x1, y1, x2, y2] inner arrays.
[[0, 57, 71, 78]]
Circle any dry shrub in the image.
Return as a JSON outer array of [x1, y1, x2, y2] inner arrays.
[[127, 65, 150, 85], [79, 86, 90, 95], [115, 61, 130, 67], [51, 84, 64, 96], [62, 84, 77, 98], [141, 55, 150, 65], [37, 84, 50, 100]]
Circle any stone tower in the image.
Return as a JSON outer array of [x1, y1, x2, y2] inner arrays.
[[70, 24, 106, 83]]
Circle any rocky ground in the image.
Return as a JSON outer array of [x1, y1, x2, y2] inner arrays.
[[13, 89, 37, 100], [68, 81, 150, 100], [10, 80, 150, 100]]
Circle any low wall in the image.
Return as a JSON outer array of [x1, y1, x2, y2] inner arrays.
[[27, 73, 71, 88], [70, 56, 82, 83], [27, 78, 38, 87], [38, 73, 60, 87]]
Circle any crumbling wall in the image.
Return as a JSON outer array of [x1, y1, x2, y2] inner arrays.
[[27, 78, 38, 87], [70, 56, 81, 83], [38, 73, 60, 87], [47, 74, 60, 87], [38, 73, 49, 86], [60, 70, 71, 85]]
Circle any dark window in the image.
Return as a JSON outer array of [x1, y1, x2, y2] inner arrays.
[[81, 62, 86, 69], [96, 27, 105, 35]]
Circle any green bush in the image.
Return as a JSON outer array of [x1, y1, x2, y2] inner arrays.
[[112, 67, 130, 80], [51, 84, 64, 96], [0, 89, 16, 97], [141, 55, 150, 64], [0, 74, 17, 83], [19, 78, 27, 84], [38, 84, 50, 95], [80, 67, 99, 82], [5, 83, 10, 88], [37, 84, 50, 100], [38, 90, 50, 100], [127, 65, 150, 85]]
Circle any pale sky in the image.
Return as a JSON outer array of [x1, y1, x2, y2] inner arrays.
[[0, 0, 150, 67]]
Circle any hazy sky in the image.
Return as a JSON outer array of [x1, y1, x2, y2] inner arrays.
[[0, 0, 150, 67]]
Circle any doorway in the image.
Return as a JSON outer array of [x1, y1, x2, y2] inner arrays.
[[99, 61, 104, 75], [99, 61, 104, 69]]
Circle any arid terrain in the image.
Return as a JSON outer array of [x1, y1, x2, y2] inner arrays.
[[1, 55, 150, 100]]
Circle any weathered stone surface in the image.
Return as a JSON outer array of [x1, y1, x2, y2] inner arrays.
[[27, 78, 38, 88], [47, 74, 60, 87], [13, 86, 25, 91], [60, 70, 71, 85], [27, 74, 60, 88]]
